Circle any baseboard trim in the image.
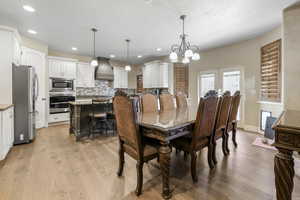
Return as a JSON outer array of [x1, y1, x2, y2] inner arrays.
[[243, 125, 261, 134]]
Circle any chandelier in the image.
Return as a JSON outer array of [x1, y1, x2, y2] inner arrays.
[[169, 15, 200, 64]]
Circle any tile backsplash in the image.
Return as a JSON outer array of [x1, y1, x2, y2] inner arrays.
[[76, 80, 115, 97]]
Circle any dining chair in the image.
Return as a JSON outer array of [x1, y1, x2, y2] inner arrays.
[[175, 92, 188, 108], [89, 100, 109, 137], [113, 90, 159, 196], [171, 90, 219, 183], [141, 93, 158, 113], [225, 91, 241, 154], [212, 91, 232, 164], [159, 93, 175, 111]]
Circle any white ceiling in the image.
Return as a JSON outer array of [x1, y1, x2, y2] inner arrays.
[[0, 0, 297, 63]]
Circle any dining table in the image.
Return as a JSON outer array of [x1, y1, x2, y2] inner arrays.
[[137, 106, 197, 199]]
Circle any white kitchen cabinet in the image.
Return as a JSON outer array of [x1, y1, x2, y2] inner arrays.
[[48, 57, 77, 79], [21, 47, 47, 128], [143, 61, 169, 88], [113, 67, 128, 88], [0, 26, 22, 104], [13, 36, 22, 66], [77, 62, 95, 87], [0, 106, 14, 161]]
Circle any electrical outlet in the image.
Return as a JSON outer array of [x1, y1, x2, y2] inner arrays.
[[20, 134, 24, 141]]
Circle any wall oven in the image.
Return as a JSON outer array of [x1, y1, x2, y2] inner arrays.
[[49, 94, 75, 114], [50, 78, 74, 92]]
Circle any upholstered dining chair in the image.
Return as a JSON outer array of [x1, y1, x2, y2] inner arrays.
[[225, 91, 241, 153], [159, 93, 175, 111], [212, 91, 232, 164], [175, 92, 188, 108], [171, 90, 219, 183], [113, 90, 159, 196], [141, 93, 158, 113]]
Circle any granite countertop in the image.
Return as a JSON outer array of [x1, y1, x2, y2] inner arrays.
[[69, 97, 112, 105], [0, 104, 13, 111]]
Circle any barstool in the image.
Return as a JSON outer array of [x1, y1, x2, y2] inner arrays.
[[89, 100, 109, 138]]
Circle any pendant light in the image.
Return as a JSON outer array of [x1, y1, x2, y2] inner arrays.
[[125, 39, 131, 71], [90, 28, 98, 67]]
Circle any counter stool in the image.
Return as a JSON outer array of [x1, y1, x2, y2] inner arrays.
[[89, 100, 109, 138]]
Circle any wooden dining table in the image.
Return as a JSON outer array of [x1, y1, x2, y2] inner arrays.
[[137, 106, 196, 199]]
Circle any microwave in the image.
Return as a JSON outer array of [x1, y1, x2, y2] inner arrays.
[[49, 78, 74, 92]]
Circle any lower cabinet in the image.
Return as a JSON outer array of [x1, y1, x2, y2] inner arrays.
[[0, 107, 14, 161], [48, 113, 70, 123]]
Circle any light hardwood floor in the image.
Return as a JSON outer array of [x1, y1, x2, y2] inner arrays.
[[0, 125, 299, 200]]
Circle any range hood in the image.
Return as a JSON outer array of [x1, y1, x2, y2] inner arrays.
[[94, 57, 114, 80]]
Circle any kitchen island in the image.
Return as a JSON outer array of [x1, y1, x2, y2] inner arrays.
[[69, 98, 114, 141]]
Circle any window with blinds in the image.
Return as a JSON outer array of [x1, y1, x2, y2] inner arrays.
[[174, 63, 189, 96], [260, 39, 281, 102]]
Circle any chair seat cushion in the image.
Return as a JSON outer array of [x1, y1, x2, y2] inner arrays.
[[172, 134, 209, 151], [89, 113, 107, 118], [123, 143, 158, 161]]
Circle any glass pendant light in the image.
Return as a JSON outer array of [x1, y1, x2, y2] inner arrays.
[[90, 28, 98, 67], [125, 39, 131, 71]]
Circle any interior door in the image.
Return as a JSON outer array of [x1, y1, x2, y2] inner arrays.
[[21, 47, 46, 129]]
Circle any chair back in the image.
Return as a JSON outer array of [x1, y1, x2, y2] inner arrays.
[[215, 91, 232, 132], [159, 93, 175, 111], [113, 90, 142, 155], [192, 90, 219, 149], [175, 92, 188, 108], [141, 93, 158, 113], [91, 99, 108, 118], [228, 91, 241, 124]]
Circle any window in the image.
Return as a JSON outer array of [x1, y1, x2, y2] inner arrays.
[[260, 110, 271, 131], [199, 73, 215, 97], [260, 39, 281, 102], [223, 71, 240, 94], [222, 70, 241, 120], [174, 63, 189, 96]]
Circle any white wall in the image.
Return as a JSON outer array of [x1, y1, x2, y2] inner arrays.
[[189, 27, 283, 130], [283, 2, 300, 111]]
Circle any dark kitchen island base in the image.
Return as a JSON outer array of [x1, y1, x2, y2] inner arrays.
[[69, 101, 114, 141]]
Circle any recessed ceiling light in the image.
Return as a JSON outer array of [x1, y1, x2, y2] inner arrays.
[[72, 47, 77, 51], [137, 55, 143, 58], [156, 48, 162, 52], [110, 54, 116, 58], [23, 5, 35, 12], [27, 29, 37, 34], [145, 0, 153, 4]]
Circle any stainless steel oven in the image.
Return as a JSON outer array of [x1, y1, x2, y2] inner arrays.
[[49, 78, 74, 92], [49, 94, 75, 114]]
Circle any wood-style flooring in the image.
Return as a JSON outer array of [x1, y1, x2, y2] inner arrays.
[[0, 125, 299, 200]]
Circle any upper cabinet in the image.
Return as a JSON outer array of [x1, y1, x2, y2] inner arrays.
[[77, 62, 95, 87], [0, 26, 22, 104], [113, 67, 128, 88], [12, 36, 22, 66], [143, 61, 169, 88], [48, 56, 77, 79]]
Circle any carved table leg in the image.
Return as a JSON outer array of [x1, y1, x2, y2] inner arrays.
[[274, 148, 295, 200], [159, 141, 172, 199]]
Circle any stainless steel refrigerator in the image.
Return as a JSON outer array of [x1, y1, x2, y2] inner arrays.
[[12, 64, 38, 144]]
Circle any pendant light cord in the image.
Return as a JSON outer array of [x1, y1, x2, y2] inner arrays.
[[93, 30, 96, 57], [126, 39, 130, 64]]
